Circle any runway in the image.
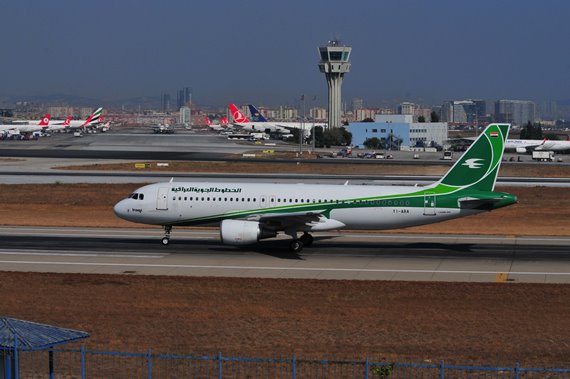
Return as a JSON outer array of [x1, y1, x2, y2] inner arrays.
[[1, 226, 569, 283]]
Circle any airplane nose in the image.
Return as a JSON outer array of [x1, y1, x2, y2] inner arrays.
[[113, 199, 129, 220]]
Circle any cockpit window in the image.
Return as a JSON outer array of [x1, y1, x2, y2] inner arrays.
[[129, 193, 144, 200]]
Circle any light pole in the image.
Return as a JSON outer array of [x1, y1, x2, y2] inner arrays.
[[299, 95, 305, 154], [311, 95, 316, 152]]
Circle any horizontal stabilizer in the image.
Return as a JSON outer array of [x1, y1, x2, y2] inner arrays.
[[458, 197, 502, 210]]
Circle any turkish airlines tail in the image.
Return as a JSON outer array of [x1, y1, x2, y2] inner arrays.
[[228, 104, 250, 123], [39, 114, 51, 126]]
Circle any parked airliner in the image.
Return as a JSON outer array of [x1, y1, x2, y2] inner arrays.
[[114, 124, 517, 253], [504, 138, 570, 153], [229, 104, 325, 134], [0, 114, 51, 136]]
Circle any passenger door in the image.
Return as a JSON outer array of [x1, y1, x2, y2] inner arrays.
[[156, 187, 169, 210], [423, 193, 436, 216]]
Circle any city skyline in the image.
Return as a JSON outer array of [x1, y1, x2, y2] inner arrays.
[[1, 0, 569, 107]]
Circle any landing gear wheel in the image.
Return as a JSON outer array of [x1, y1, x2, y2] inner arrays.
[[161, 225, 172, 246], [289, 239, 304, 253], [299, 233, 314, 247]]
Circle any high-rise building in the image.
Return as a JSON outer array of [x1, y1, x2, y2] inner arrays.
[[494, 100, 536, 126], [471, 99, 486, 118], [440, 100, 478, 124], [177, 87, 192, 109], [161, 94, 171, 113], [318, 40, 351, 128], [179, 106, 191, 125], [398, 102, 417, 115], [351, 98, 363, 112], [539, 100, 558, 120]]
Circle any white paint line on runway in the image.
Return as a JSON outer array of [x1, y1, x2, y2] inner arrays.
[[0, 250, 164, 258], [0, 260, 568, 276]]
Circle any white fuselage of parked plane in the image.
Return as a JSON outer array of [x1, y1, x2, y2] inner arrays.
[[234, 121, 327, 134], [504, 139, 570, 152], [0, 123, 44, 134], [114, 181, 475, 231]]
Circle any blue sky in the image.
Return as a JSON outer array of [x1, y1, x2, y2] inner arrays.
[[1, 0, 569, 107]]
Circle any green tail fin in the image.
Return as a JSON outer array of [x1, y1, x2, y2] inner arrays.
[[437, 124, 510, 192]]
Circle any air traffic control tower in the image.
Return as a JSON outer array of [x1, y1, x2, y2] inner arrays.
[[318, 40, 351, 128]]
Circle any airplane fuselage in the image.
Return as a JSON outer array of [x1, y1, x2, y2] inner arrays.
[[114, 181, 510, 231], [505, 139, 570, 152]]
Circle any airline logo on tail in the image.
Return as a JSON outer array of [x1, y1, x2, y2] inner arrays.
[[81, 107, 103, 128], [462, 158, 485, 169], [228, 104, 250, 123], [220, 116, 229, 126], [248, 104, 268, 122], [438, 124, 509, 191], [204, 116, 212, 126], [39, 114, 51, 126], [63, 115, 72, 127]]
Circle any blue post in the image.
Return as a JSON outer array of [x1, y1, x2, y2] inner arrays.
[[13, 336, 18, 379], [217, 352, 222, 379], [291, 354, 296, 379], [439, 360, 444, 379], [147, 349, 152, 379], [364, 356, 369, 379], [80, 346, 85, 379], [5, 353, 10, 379], [515, 362, 519, 379]]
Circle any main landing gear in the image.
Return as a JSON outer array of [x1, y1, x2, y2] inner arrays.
[[161, 225, 172, 245], [288, 232, 314, 253]]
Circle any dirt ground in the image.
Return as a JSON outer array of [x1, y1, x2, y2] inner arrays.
[[1, 182, 569, 367], [1, 272, 569, 367], [57, 159, 570, 178]]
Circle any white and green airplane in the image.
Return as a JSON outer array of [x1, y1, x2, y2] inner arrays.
[[114, 124, 517, 253]]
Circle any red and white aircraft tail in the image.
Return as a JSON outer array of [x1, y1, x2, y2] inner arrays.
[[39, 114, 51, 127], [62, 115, 72, 127], [228, 104, 250, 123], [220, 116, 229, 126]]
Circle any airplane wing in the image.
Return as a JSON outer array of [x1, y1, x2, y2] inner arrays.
[[243, 210, 345, 231]]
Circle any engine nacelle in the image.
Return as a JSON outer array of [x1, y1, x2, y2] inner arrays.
[[220, 220, 276, 245], [516, 147, 527, 154]]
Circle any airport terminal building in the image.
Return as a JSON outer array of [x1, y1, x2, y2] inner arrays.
[[348, 115, 448, 150]]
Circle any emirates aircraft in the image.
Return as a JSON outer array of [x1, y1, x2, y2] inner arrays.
[[114, 124, 517, 253]]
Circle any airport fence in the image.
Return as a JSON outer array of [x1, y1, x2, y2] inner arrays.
[[1, 347, 570, 378]]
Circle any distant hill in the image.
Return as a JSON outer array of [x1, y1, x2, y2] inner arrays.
[[3, 93, 161, 110]]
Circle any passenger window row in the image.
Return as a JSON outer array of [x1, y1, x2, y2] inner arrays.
[[169, 196, 408, 206]]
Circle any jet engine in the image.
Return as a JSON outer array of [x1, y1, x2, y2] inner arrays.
[[220, 220, 276, 245], [516, 147, 527, 154]]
